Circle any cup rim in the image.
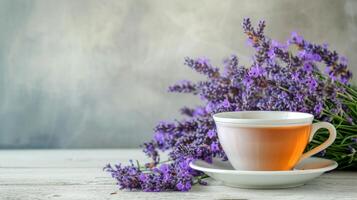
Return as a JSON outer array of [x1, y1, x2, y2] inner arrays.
[[213, 111, 314, 125]]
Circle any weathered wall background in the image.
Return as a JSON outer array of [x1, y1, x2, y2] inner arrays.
[[0, 0, 356, 148]]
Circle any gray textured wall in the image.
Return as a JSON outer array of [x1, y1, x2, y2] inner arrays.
[[0, 0, 356, 148]]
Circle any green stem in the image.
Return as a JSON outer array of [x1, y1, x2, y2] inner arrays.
[[337, 92, 354, 101], [323, 110, 347, 123], [337, 126, 357, 131], [137, 159, 173, 171], [340, 135, 357, 145], [193, 174, 210, 185]]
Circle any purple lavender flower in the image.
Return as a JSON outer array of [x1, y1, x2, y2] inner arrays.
[[104, 162, 142, 190], [142, 141, 159, 164], [221, 99, 230, 108], [249, 65, 266, 77], [210, 142, 220, 152], [184, 57, 219, 78], [348, 145, 356, 154], [347, 116, 354, 125], [317, 149, 327, 157], [352, 137, 357, 144], [289, 32, 352, 83], [168, 80, 197, 94], [340, 56, 348, 66], [313, 103, 323, 116], [207, 130, 216, 139], [290, 31, 304, 44], [106, 18, 353, 192], [180, 107, 195, 117], [193, 106, 207, 117]]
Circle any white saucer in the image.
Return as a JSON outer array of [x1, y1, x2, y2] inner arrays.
[[190, 157, 338, 189]]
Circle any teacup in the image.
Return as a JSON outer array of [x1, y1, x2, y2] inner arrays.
[[213, 111, 336, 171]]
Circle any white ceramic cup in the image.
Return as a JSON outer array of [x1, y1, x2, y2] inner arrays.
[[213, 111, 336, 171]]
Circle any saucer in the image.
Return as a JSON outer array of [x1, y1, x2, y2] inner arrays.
[[190, 157, 337, 189]]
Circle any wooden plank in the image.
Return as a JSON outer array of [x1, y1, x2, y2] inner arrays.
[[0, 149, 154, 168], [1, 178, 357, 200], [0, 149, 356, 200]]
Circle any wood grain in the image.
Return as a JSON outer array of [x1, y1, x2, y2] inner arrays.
[[0, 149, 356, 200]]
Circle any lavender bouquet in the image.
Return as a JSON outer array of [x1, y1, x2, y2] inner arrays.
[[104, 18, 356, 192]]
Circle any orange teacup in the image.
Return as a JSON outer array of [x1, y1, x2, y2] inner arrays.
[[213, 111, 336, 171]]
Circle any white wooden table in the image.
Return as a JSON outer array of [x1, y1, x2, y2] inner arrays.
[[0, 149, 356, 200]]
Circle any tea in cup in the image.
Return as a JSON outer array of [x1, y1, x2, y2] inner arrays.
[[213, 111, 336, 171]]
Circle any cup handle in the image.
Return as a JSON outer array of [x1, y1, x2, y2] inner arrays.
[[299, 122, 336, 161]]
